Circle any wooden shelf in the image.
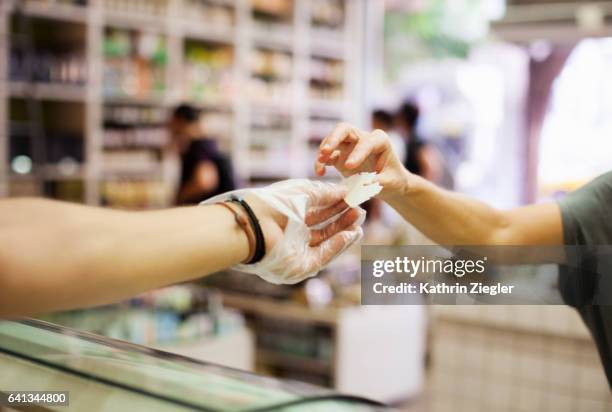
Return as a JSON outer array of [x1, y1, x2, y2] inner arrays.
[[181, 22, 234, 44], [102, 94, 169, 106], [9, 165, 86, 181], [251, 29, 293, 52], [220, 291, 340, 326], [10, 1, 89, 24], [309, 99, 344, 118], [257, 349, 331, 375], [103, 11, 167, 32], [310, 41, 345, 60], [9, 82, 87, 102]]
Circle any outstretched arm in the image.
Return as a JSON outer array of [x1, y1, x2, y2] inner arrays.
[[315, 123, 563, 246], [0, 192, 360, 318], [385, 173, 563, 246], [0, 198, 253, 317]]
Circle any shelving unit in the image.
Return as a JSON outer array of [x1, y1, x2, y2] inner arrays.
[[0, 0, 366, 206], [219, 291, 425, 402]]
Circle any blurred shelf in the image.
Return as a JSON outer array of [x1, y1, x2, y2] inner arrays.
[[309, 99, 344, 117], [249, 101, 293, 115], [103, 94, 169, 106], [103, 11, 167, 32], [220, 291, 339, 325], [9, 164, 85, 181], [182, 23, 234, 44], [8, 1, 89, 24], [251, 29, 293, 52], [39, 164, 86, 180], [183, 99, 233, 112], [101, 168, 163, 179], [203, 0, 236, 7], [257, 349, 331, 375], [310, 42, 344, 60], [8, 81, 87, 102]]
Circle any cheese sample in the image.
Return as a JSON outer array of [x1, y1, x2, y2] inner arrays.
[[343, 172, 383, 207]]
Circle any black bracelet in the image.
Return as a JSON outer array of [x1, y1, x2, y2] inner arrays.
[[229, 196, 266, 264]]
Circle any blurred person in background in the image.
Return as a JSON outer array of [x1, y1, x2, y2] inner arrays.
[[315, 123, 612, 387], [395, 102, 443, 183], [372, 109, 405, 164], [168, 104, 236, 205]]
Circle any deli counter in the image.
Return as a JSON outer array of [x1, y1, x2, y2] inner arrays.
[[0, 319, 388, 411]]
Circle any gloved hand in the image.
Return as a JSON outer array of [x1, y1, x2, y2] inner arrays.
[[204, 179, 365, 284]]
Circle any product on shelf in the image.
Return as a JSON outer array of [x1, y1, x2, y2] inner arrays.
[[103, 29, 167, 100], [200, 112, 234, 150], [103, 0, 168, 17], [253, 316, 333, 387], [249, 48, 293, 104], [103, 104, 169, 148], [40, 285, 245, 345], [309, 57, 343, 101], [10, 49, 87, 85], [43, 180, 85, 202], [10, 178, 85, 203], [27, 0, 89, 5], [104, 104, 167, 126], [251, 0, 293, 40], [251, 48, 292, 79], [102, 149, 159, 173], [183, 42, 234, 104], [247, 111, 291, 179], [182, 0, 234, 27], [10, 133, 84, 169], [101, 179, 172, 209], [311, 0, 344, 29], [251, 0, 292, 19], [103, 127, 168, 149], [101, 103, 170, 208]]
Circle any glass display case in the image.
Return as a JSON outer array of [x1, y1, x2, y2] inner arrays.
[[0, 319, 387, 411]]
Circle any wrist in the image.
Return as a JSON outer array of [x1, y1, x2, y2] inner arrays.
[[379, 169, 428, 204], [243, 194, 287, 255], [215, 202, 255, 263]]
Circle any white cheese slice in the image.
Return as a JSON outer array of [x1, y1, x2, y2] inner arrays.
[[343, 172, 383, 207]]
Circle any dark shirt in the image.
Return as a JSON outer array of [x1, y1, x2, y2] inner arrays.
[[403, 137, 426, 176], [179, 139, 236, 205], [558, 171, 612, 388]]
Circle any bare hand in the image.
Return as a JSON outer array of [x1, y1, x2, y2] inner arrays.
[[315, 123, 412, 199]]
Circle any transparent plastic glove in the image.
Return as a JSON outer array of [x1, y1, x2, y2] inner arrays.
[[203, 179, 365, 284]]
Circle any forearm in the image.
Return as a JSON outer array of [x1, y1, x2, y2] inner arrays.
[[0, 198, 248, 317], [382, 171, 558, 246]]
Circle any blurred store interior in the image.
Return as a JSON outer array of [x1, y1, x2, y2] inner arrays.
[[1, 0, 612, 411]]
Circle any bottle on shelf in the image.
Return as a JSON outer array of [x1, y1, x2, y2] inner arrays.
[[249, 48, 293, 105], [309, 57, 344, 101], [182, 0, 235, 28], [103, 28, 167, 100], [182, 42, 234, 105]]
